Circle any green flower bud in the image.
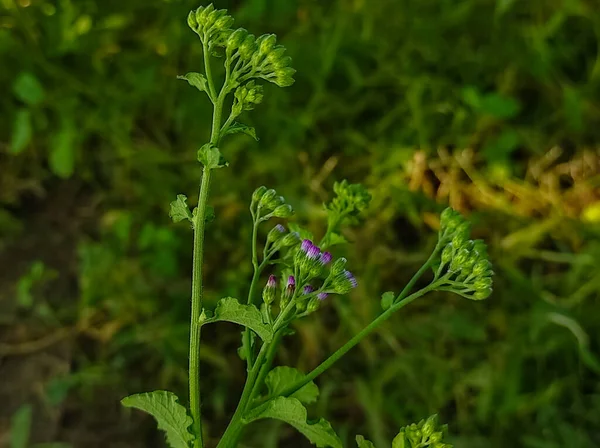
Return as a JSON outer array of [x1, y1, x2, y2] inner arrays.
[[262, 274, 277, 305], [196, 4, 213, 25], [429, 432, 443, 443], [266, 45, 286, 64], [472, 276, 493, 289], [238, 34, 257, 60], [331, 257, 347, 276], [227, 28, 248, 51], [267, 224, 286, 243], [280, 231, 300, 247], [257, 34, 277, 55], [274, 67, 296, 87], [422, 414, 439, 438], [307, 297, 320, 313], [252, 185, 267, 204], [187, 10, 199, 30], [272, 204, 293, 218], [271, 55, 292, 70], [449, 248, 470, 272], [259, 188, 277, 209], [473, 287, 492, 300], [472, 259, 492, 278], [391, 431, 406, 448], [441, 243, 454, 265], [206, 8, 227, 27], [214, 14, 233, 31]]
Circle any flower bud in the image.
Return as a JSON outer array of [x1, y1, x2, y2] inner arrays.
[[331, 257, 347, 276], [422, 414, 438, 438], [252, 185, 267, 204], [280, 231, 300, 247], [307, 297, 320, 313], [429, 432, 443, 443], [214, 14, 233, 31], [272, 204, 293, 218], [302, 285, 315, 295], [257, 34, 277, 55], [187, 10, 199, 30], [320, 252, 332, 265], [259, 188, 277, 209], [317, 292, 328, 301], [227, 28, 248, 50], [472, 259, 492, 278], [274, 67, 296, 87], [449, 248, 470, 272], [472, 276, 493, 290], [196, 4, 213, 25], [238, 34, 257, 60], [441, 243, 454, 265], [262, 274, 277, 305], [473, 287, 492, 300], [332, 270, 357, 294], [267, 224, 286, 243]]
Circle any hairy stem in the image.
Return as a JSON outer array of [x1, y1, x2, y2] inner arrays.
[[189, 62, 227, 447]]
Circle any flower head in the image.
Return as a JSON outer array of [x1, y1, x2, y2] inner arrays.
[[317, 292, 328, 301], [262, 274, 277, 305], [303, 285, 315, 295], [319, 252, 332, 265]]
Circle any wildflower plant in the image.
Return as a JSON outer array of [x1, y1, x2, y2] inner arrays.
[[120, 5, 492, 448]]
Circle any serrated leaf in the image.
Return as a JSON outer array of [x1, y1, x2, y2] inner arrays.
[[356, 435, 376, 448], [13, 72, 44, 106], [288, 223, 314, 241], [49, 122, 76, 179], [327, 232, 348, 247], [10, 109, 32, 154], [222, 122, 258, 141], [266, 366, 319, 404], [121, 391, 193, 448], [381, 291, 395, 310], [197, 143, 227, 169], [170, 195, 193, 224], [177, 72, 208, 93], [245, 397, 342, 448], [202, 297, 273, 342]]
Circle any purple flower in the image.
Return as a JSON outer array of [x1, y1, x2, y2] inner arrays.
[[286, 275, 296, 287], [306, 245, 321, 260], [301, 239, 313, 253], [274, 224, 285, 233], [267, 274, 277, 288], [319, 252, 332, 265], [317, 292, 328, 301], [303, 285, 315, 295], [344, 270, 358, 288]]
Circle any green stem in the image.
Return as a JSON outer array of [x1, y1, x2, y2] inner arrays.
[[247, 329, 284, 406], [243, 218, 261, 369], [203, 38, 218, 101], [189, 68, 227, 447]]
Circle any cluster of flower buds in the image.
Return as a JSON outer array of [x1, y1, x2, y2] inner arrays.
[[265, 224, 301, 251], [251, 186, 294, 220], [232, 80, 264, 116], [325, 180, 371, 226], [225, 28, 296, 88], [187, 4, 234, 52], [436, 208, 493, 300], [295, 239, 333, 278], [392, 414, 453, 448]]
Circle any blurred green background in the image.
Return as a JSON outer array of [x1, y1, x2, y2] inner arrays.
[[1, 0, 600, 447]]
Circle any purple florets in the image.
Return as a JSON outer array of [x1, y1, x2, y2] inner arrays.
[[267, 274, 277, 288], [286, 275, 295, 287], [274, 224, 285, 233], [344, 270, 358, 288], [317, 292, 328, 301], [301, 239, 313, 253], [319, 251, 332, 265], [306, 245, 321, 260], [303, 285, 315, 295]]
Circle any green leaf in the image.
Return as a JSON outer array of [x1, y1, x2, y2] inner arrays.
[[170, 195, 193, 224], [266, 366, 319, 404], [356, 435, 376, 448], [288, 223, 314, 241], [391, 432, 406, 448], [245, 397, 342, 448], [10, 405, 32, 448], [197, 143, 228, 169], [49, 123, 76, 178], [202, 297, 273, 342], [326, 232, 348, 247], [222, 122, 259, 141], [177, 72, 208, 93], [13, 72, 45, 106], [381, 291, 395, 310], [121, 391, 193, 448], [10, 109, 32, 154]]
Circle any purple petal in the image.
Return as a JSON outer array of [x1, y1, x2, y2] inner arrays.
[[303, 285, 315, 295], [301, 239, 313, 253], [287, 275, 296, 287], [267, 274, 277, 288], [320, 252, 332, 265], [317, 292, 328, 301]]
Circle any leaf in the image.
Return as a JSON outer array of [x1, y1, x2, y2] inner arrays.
[[170, 195, 193, 224], [245, 397, 342, 448], [10, 109, 32, 154], [177, 72, 208, 93], [202, 297, 273, 342], [326, 232, 348, 247], [222, 122, 259, 141], [49, 122, 76, 178], [381, 291, 395, 310], [197, 143, 227, 169], [356, 435, 376, 448], [13, 72, 45, 106], [10, 405, 32, 448], [392, 432, 407, 448], [288, 223, 314, 241], [266, 366, 319, 404], [121, 391, 193, 448]]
